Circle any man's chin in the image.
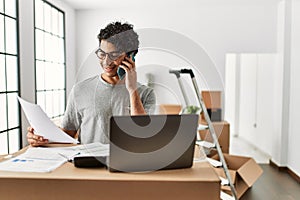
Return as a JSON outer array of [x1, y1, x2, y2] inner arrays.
[[104, 71, 118, 78]]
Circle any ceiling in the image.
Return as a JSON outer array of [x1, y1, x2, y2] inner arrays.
[[60, 0, 281, 10], [60, 0, 176, 9]]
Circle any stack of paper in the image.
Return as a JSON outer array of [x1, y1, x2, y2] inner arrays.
[[0, 143, 109, 173], [48, 142, 109, 161], [0, 147, 67, 173]]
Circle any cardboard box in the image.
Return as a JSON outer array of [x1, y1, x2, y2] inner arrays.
[[207, 108, 222, 122], [212, 154, 263, 199], [0, 160, 221, 200], [199, 121, 230, 156], [201, 91, 222, 122], [159, 104, 182, 114], [214, 167, 237, 183], [202, 91, 221, 109]]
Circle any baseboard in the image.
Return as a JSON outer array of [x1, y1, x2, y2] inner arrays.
[[269, 159, 300, 183], [286, 168, 300, 183], [269, 159, 287, 171]]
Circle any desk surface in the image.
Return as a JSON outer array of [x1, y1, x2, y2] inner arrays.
[[0, 159, 218, 181], [0, 148, 221, 200]]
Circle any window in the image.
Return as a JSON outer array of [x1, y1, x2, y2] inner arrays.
[[34, 0, 66, 120], [0, 0, 21, 154]]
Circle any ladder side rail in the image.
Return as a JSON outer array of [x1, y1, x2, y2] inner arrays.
[[190, 76, 238, 200]]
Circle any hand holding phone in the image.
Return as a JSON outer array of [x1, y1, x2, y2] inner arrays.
[[117, 52, 136, 80]]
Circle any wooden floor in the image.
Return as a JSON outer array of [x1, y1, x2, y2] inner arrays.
[[241, 164, 300, 200]]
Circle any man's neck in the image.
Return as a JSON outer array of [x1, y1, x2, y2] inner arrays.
[[101, 73, 123, 85]]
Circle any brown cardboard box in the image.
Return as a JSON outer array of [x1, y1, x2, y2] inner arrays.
[[212, 154, 263, 199], [159, 104, 182, 114], [199, 121, 230, 156], [0, 159, 221, 200], [201, 91, 222, 122], [214, 167, 237, 184], [202, 91, 221, 109]]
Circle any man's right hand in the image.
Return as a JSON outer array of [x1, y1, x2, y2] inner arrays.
[[27, 127, 49, 147]]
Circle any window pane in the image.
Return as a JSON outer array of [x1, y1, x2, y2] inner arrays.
[[35, 3, 65, 119], [35, 29, 45, 60], [58, 12, 64, 37], [5, 17, 17, 54], [44, 62, 56, 90], [52, 90, 59, 117], [58, 64, 64, 89], [51, 8, 58, 36], [0, 0, 3, 13], [44, 62, 49, 90], [6, 55, 18, 91], [35, 0, 44, 29], [44, 3, 51, 33], [54, 64, 61, 89], [8, 129, 19, 153], [4, 0, 16, 18], [45, 91, 53, 117], [7, 92, 19, 129], [49, 35, 56, 61], [0, 15, 4, 52], [37, 91, 46, 112], [53, 37, 59, 63], [0, 132, 8, 155], [36, 60, 45, 90], [59, 90, 65, 114], [0, 55, 5, 92], [58, 38, 65, 63], [44, 32, 52, 61], [0, 94, 7, 132]]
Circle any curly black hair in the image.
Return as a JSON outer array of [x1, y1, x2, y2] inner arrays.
[[97, 21, 139, 54]]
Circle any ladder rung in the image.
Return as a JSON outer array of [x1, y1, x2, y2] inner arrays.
[[206, 157, 222, 167], [219, 177, 229, 186], [196, 140, 216, 149], [220, 191, 235, 200], [198, 124, 209, 130]]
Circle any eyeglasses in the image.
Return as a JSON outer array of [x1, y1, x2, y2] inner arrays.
[[95, 48, 122, 60]]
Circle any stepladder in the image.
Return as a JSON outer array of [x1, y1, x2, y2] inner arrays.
[[169, 68, 238, 200]]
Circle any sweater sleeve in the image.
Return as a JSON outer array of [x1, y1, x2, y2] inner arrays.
[[60, 86, 81, 131], [141, 87, 156, 114]]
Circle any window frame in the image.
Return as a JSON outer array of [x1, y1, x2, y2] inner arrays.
[[0, 0, 22, 154], [33, 0, 67, 120]]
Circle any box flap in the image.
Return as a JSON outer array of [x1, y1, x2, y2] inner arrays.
[[212, 154, 252, 170], [221, 178, 250, 199], [214, 168, 236, 183], [237, 158, 263, 187]]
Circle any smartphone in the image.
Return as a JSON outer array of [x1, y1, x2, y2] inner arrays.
[[117, 52, 136, 80]]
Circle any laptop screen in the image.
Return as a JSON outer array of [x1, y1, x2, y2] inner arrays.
[[109, 114, 199, 172]]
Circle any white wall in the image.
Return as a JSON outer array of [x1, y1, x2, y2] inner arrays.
[[19, 0, 76, 146], [287, 0, 300, 177], [236, 54, 277, 157], [230, 0, 300, 177], [224, 54, 237, 135], [75, 1, 279, 106]]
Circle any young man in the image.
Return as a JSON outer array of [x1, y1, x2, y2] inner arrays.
[[27, 21, 156, 146]]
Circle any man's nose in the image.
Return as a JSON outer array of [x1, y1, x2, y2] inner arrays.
[[102, 56, 113, 66]]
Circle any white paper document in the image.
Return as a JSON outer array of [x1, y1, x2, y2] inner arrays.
[[50, 142, 109, 160], [0, 147, 67, 173], [18, 96, 78, 144], [0, 143, 109, 173]]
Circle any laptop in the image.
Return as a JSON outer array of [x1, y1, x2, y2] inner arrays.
[[108, 114, 199, 172]]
